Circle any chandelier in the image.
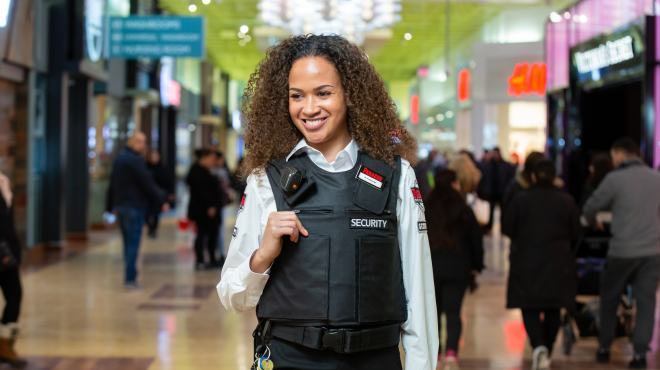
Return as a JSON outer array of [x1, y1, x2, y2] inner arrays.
[[257, 0, 402, 45]]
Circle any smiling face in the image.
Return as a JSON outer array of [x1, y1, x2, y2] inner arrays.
[[288, 57, 350, 147]]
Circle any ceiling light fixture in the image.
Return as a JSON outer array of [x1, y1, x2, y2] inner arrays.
[[564, 11, 570, 19], [580, 15, 587, 23], [240, 25, 249, 33], [202, 0, 210, 4], [257, 0, 402, 46], [404, 32, 412, 40], [549, 12, 561, 23], [188, 4, 196, 12]]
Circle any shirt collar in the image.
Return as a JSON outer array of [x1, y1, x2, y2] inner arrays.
[[286, 138, 359, 165]]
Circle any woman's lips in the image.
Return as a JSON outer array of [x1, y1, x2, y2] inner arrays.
[[301, 117, 328, 130]]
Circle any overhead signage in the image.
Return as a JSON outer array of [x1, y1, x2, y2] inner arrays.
[[410, 94, 419, 124], [86, 0, 105, 61], [507, 62, 546, 97], [570, 25, 643, 89], [574, 36, 634, 74], [457, 69, 471, 102], [106, 16, 206, 59]]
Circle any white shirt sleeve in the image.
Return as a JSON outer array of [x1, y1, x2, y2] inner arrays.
[[217, 172, 277, 313], [398, 160, 439, 370]]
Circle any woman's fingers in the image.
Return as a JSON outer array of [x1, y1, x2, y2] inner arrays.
[[294, 217, 308, 236]]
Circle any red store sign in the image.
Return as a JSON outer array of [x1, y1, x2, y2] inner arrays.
[[507, 62, 547, 97]]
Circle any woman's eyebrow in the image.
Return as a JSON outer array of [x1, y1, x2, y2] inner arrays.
[[288, 85, 334, 92], [314, 84, 333, 90]]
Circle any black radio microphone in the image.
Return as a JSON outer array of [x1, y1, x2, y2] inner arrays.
[[280, 167, 304, 193]]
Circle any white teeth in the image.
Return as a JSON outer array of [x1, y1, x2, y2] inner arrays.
[[305, 118, 325, 126]]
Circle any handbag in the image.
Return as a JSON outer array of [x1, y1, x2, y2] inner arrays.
[[0, 241, 17, 272], [466, 193, 490, 226]]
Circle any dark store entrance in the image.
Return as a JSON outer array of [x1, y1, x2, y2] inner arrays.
[[567, 80, 643, 201], [579, 80, 642, 155]]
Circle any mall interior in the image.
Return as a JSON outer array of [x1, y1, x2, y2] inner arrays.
[[1, 0, 660, 369]]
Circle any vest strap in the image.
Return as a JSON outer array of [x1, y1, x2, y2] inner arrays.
[[270, 322, 400, 354]]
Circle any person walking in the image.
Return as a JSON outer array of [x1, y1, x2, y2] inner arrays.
[[583, 138, 660, 369], [0, 172, 26, 368], [146, 150, 174, 239], [106, 132, 169, 290], [218, 34, 438, 369], [211, 151, 232, 266], [187, 149, 222, 270], [579, 153, 613, 209], [481, 147, 515, 232], [448, 153, 482, 194], [501, 151, 544, 222], [448, 153, 488, 226], [426, 169, 484, 370], [503, 159, 581, 370]]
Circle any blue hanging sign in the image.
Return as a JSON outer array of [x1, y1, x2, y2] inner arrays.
[[106, 16, 206, 59]]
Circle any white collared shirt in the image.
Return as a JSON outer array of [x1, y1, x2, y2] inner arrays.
[[217, 139, 438, 369]]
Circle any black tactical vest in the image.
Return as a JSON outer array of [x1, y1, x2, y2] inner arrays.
[[256, 151, 408, 327]]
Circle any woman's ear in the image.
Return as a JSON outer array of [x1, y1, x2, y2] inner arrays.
[[531, 173, 537, 184]]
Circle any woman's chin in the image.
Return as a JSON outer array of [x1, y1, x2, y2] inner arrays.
[[302, 132, 330, 145]]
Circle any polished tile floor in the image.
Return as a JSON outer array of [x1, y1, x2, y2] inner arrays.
[[12, 208, 660, 369]]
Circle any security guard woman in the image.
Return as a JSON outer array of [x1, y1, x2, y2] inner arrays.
[[218, 35, 438, 370]]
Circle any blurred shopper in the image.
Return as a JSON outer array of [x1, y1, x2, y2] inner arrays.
[[583, 138, 660, 369], [501, 152, 545, 222], [231, 158, 247, 201], [426, 170, 484, 370], [106, 132, 169, 290], [448, 153, 482, 194], [211, 151, 232, 265], [579, 153, 613, 209], [187, 149, 222, 270], [448, 153, 489, 225], [146, 150, 174, 239], [503, 159, 581, 370], [479, 149, 491, 169], [0, 172, 26, 368], [414, 156, 433, 199], [481, 147, 515, 232]]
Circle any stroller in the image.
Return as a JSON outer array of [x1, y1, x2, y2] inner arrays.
[[561, 219, 636, 355]]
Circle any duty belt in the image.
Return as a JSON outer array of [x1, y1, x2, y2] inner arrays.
[[270, 322, 401, 354]]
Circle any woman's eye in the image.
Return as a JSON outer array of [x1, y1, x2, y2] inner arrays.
[[318, 91, 331, 97], [290, 94, 302, 99]]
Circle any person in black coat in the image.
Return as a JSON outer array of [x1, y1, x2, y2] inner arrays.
[[503, 159, 581, 370], [481, 147, 515, 232], [146, 150, 174, 238], [187, 149, 222, 270], [0, 172, 26, 368], [501, 151, 544, 224], [425, 169, 484, 369]]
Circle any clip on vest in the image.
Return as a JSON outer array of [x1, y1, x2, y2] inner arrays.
[[280, 167, 304, 193]]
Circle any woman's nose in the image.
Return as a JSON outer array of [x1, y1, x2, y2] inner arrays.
[[303, 96, 320, 115]]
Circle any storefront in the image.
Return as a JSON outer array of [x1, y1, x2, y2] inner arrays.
[[469, 41, 547, 162], [547, 17, 657, 201], [545, 0, 658, 201]]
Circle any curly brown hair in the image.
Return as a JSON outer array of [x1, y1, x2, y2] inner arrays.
[[239, 34, 418, 178]]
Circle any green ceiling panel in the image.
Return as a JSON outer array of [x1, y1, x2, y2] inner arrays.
[[158, 0, 572, 82]]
